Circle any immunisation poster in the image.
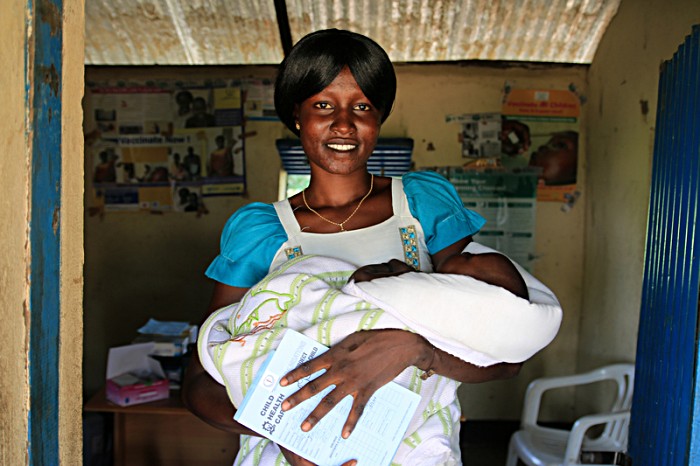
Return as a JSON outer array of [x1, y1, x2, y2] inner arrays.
[[86, 78, 273, 213], [431, 167, 539, 271], [501, 89, 581, 202]]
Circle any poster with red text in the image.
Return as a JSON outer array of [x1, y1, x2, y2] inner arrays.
[[501, 89, 580, 202]]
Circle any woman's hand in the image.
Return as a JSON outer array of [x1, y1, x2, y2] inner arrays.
[[279, 329, 431, 438], [279, 446, 356, 466]]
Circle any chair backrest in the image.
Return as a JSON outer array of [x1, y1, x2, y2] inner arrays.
[[597, 364, 635, 447], [521, 363, 635, 440]]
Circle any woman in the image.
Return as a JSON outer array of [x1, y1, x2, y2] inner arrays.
[[183, 29, 526, 465]]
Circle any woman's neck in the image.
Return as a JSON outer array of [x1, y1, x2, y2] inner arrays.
[[305, 172, 373, 208]]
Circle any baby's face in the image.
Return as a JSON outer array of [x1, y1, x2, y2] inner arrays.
[[350, 259, 413, 283]]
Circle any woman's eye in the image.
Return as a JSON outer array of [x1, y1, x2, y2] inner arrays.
[[355, 103, 371, 111], [314, 102, 331, 109]]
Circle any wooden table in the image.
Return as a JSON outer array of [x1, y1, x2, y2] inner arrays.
[[85, 389, 239, 466]]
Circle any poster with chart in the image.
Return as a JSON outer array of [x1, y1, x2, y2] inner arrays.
[[433, 168, 539, 271]]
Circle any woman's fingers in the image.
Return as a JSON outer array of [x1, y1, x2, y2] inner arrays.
[[341, 395, 369, 438], [281, 375, 331, 412], [297, 385, 356, 432], [281, 356, 328, 387]]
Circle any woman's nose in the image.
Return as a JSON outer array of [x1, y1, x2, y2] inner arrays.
[[330, 108, 356, 134]]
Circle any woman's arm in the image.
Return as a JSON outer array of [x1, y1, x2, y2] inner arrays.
[[181, 281, 259, 435]]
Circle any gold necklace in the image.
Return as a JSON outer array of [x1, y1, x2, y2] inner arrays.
[[302, 174, 374, 232]]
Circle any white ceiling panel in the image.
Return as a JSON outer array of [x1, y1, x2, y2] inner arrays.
[[85, 0, 620, 65]]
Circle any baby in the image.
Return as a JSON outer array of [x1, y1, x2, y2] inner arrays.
[[350, 252, 529, 300]]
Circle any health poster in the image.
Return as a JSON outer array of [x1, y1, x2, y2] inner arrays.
[[501, 89, 580, 202], [87, 81, 249, 213]]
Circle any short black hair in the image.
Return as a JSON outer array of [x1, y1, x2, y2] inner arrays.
[[274, 29, 396, 136]]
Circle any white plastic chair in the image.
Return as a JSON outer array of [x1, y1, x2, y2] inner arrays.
[[506, 363, 635, 466]]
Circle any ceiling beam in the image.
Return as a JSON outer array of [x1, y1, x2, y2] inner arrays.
[[274, 0, 293, 57]]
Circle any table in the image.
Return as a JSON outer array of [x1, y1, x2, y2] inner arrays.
[[85, 389, 239, 466]]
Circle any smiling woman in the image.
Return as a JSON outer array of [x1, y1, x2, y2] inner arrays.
[[183, 28, 533, 466]]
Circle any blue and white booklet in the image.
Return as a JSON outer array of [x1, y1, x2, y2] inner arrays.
[[234, 329, 421, 466]]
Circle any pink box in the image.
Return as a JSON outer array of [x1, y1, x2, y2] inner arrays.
[[106, 373, 169, 407], [105, 342, 170, 407]]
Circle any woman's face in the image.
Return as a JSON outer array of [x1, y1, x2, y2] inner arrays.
[[295, 67, 382, 176]]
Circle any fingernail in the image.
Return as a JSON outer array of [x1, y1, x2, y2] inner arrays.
[[279, 378, 288, 386], [281, 401, 290, 410], [301, 421, 312, 431], [342, 428, 352, 439]]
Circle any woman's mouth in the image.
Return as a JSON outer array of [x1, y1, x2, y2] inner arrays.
[[326, 143, 357, 152]]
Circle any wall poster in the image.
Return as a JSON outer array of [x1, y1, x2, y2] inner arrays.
[[501, 89, 581, 202], [432, 167, 539, 271], [86, 78, 274, 213]]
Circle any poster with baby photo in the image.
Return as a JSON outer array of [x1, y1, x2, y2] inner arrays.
[[502, 89, 580, 202], [175, 126, 246, 195]]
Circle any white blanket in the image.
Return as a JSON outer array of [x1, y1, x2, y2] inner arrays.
[[199, 245, 561, 466], [348, 242, 562, 366]]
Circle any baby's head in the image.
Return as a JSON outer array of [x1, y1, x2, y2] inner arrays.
[[350, 259, 413, 283]]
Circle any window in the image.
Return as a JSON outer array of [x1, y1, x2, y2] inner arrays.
[[276, 138, 414, 199]]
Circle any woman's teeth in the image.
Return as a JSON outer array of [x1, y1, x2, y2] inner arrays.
[[327, 144, 356, 152]]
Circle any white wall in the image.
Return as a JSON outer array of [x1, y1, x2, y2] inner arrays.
[[580, 0, 700, 412]]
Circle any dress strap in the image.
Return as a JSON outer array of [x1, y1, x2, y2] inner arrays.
[[273, 199, 301, 235], [391, 177, 410, 217]]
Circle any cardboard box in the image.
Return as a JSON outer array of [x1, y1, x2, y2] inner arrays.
[[105, 343, 170, 407], [132, 333, 190, 357]]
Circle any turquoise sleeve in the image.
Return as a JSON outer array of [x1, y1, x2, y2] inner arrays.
[[403, 171, 486, 254], [205, 203, 287, 287]]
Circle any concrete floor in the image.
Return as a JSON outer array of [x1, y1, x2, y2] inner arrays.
[[460, 421, 519, 466]]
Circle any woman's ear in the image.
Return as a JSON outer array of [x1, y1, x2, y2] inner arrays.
[[293, 104, 301, 133]]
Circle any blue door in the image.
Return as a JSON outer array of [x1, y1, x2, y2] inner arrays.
[[629, 25, 700, 466]]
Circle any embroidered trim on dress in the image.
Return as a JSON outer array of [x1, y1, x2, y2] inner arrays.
[[399, 226, 420, 270], [285, 246, 303, 260]]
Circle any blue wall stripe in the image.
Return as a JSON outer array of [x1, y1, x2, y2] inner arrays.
[[630, 25, 700, 466], [28, 0, 63, 463]]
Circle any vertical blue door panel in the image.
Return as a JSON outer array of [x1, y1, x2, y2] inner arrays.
[[28, 0, 63, 464], [630, 25, 700, 466]]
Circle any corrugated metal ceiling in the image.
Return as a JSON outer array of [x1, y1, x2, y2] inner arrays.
[[85, 0, 621, 66]]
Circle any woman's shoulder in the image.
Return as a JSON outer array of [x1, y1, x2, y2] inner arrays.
[[401, 170, 459, 198], [207, 202, 287, 287], [401, 170, 486, 253], [219, 202, 286, 246], [402, 170, 452, 187], [401, 170, 462, 205], [223, 202, 280, 229]]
